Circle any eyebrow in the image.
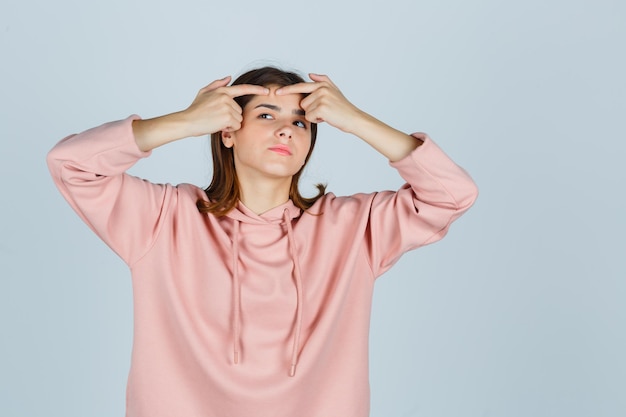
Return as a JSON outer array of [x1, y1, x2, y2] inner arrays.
[[254, 103, 305, 116]]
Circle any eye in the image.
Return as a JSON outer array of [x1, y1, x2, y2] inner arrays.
[[294, 120, 307, 129], [259, 113, 274, 120]]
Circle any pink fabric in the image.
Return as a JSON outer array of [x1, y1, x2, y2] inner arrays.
[[47, 115, 478, 417]]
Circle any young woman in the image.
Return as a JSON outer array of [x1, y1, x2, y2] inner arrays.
[[48, 67, 478, 417]]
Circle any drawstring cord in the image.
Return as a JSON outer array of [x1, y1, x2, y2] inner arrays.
[[284, 209, 304, 377], [232, 220, 241, 364]]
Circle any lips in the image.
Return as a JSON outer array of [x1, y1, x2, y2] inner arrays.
[[268, 145, 292, 156]]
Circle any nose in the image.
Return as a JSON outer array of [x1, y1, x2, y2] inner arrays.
[[277, 125, 293, 140]]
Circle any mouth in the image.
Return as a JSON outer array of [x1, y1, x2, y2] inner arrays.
[[268, 145, 292, 156]]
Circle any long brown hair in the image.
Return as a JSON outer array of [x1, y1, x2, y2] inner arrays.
[[196, 66, 326, 216]]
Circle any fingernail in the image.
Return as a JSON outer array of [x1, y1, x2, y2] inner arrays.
[[275, 88, 282, 95]]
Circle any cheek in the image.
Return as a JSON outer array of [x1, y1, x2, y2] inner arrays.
[[300, 140, 313, 163]]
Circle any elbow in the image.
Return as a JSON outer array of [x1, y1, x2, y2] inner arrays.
[[46, 134, 77, 180], [46, 147, 62, 179], [448, 175, 479, 213], [46, 145, 71, 185], [461, 180, 479, 210]]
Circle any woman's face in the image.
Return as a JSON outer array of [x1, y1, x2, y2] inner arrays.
[[223, 86, 312, 184]]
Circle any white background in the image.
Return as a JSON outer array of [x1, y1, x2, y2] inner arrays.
[[1, 0, 625, 416]]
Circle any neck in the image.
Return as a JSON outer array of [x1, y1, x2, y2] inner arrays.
[[238, 176, 292, 215]]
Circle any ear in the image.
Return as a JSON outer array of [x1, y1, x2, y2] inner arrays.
[[221, 131, 234, 148]]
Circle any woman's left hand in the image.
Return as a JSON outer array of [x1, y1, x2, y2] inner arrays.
[[276, 74, 363, 133], [279, 73, 421, 161]]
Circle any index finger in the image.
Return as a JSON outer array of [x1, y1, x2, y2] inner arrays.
[[225, 84, 270, 98], [275, 82, 320, 96]]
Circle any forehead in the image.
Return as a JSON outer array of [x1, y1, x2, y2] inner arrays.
[[245, 86, 304, 111]]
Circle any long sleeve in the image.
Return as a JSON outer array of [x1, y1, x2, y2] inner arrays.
[[47, 115, 175, 266], [362, 132, 478, 277]]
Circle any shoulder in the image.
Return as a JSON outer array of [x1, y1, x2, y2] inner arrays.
[[305, 190, 380, 217], [169, 183, 208, 207]]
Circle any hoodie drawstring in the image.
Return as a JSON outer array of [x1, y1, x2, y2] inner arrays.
[[230, 210, 304, 377], [284, 209, 304, 377], [232, 220, 241, 365]]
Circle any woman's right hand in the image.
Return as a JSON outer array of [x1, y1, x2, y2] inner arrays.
[[182, 77, 269, 137], [133, 77, 269, 152]]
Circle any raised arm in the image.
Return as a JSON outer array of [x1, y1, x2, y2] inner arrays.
[[278, 74, 477, 276], [47, 78, 269, 264]]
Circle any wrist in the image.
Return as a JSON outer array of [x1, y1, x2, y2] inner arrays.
[[346, 110, 381, 137], [133, 111, 193, 152]]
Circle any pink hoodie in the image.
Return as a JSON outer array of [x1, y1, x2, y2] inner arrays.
[[47, 115, 478, 417]]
